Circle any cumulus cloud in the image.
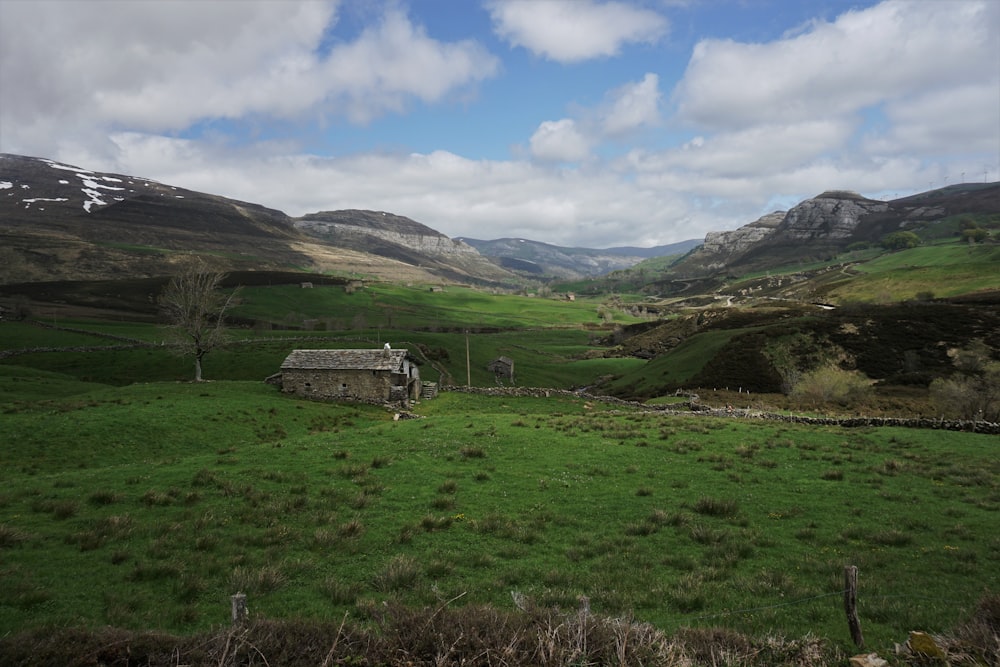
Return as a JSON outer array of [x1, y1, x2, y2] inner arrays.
[[866, 82, 1000, 156], [488, 0, 668, 63], [673, 0, 999, 131], [601, 73, 661, 136], [529, 120, 591, 162], [528, 72, 662, 163], [0, 1, 499, 155], [317, 10, 501, 123], [640, 0, 1000, 218], [633, 120, 857, 178], [106, 132, 693, 248], [1, 0, 996, 250]]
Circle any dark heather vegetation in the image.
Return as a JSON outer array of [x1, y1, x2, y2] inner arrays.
[[1, 213, 998, 664]]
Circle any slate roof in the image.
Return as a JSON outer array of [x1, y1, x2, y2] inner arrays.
[[281, 349, 408, 372]]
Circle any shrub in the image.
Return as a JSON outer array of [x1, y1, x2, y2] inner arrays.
[[789, 364, 873, 408], [881, 231, 921, 250], [930, 340, 1000, 420], [962, 227, 989, 243]]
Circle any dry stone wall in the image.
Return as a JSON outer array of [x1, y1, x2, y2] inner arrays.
[[445, 386, 1000, 435]]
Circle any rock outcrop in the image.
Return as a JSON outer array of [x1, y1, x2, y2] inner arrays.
[[778, 191, 888, 240], [294, 209, 514, 282], [700, 211, 785, 267], [296, 210, 481, 258], [678, 191, 894, 275]]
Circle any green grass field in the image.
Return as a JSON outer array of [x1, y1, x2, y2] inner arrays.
[[832, 244, 1000, 301], [235, 283, 637, 331], [1, 279, 998, 660], [1, 377, 997, 656]]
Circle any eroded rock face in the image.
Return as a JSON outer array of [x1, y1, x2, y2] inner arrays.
[[687, 192, 891, 272], [779, 191, 888, 241], [702, 211, 785, 256], [295, 210, 482, 258]]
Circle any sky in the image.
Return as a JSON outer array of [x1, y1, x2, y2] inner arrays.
[[1, 0, 998, 249]]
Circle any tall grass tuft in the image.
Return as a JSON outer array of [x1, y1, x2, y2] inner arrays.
[[691, 496, 740, 518], [374, 554, 422, 592]]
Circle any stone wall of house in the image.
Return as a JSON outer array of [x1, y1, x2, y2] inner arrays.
[[282, 368, 393, 402]]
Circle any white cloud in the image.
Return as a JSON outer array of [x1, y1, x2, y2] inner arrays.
[[317, 10, 501, 123], [866, 82, 1000, 156], [2, 0, 996, 251], [674, 0, 999, 130], [0, 1, 499, 154], [529, 119, 591, 162], [635, 120, 857, 178], [488, 0, 668, 63], [601, 73, 661, 136], [104, 133, 695, 248], [528, 72, 662, 162]]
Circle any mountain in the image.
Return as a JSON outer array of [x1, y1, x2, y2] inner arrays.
[[294, 210, 504, 283], [674, 184, 1000, 276], [4, 152, 996, 291], [456, 237, 701, 279], [0, 154, 514, 285]]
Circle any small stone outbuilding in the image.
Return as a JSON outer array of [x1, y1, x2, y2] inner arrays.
[[487, 356, 515, 385], [277, 347, 421, 404]]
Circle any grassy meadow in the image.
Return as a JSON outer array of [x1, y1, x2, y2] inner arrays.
[[237, 282, 632, 331], [1, 283, 998, 661], [0, 383, 997, 651], [828, 244, 1000, 302]]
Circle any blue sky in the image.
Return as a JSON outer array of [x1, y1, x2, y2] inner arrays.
[[2, 0, 998, 248]]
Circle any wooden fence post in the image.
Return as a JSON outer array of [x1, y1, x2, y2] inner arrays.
[[231, 592, 248, 625], [844, 565, 864, 648]]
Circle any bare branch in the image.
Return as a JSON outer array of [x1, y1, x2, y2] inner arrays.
[[159, 262, 241, 381]]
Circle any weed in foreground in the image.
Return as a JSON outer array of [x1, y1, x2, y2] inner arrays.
[[229, 565, 287, 594], [374, 554, 422, 592], [0, 523, 31, 548], [690, 496, 740, 518]]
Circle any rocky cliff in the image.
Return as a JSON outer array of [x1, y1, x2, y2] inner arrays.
[[296, 210, 480, 258], [700, 211, 785, 269], [677, 189, 933, 275], [778, 191, 889, 240], [294, 209, 513, 282]]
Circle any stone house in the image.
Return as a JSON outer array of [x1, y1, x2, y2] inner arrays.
[[277, 347, 421, 403], [487, 356, 515, 385]]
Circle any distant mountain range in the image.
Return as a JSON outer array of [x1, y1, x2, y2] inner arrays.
[[671, 184, 1000, 278], [2, 153, 997, 287], [455, 237, 701, 279]]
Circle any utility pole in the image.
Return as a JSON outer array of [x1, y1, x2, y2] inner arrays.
[[466, 330, 471, 387]]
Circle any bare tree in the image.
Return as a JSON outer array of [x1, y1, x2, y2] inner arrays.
[[159, 264, 241, 382]]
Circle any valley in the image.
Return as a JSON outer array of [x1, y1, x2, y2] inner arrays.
[[1, 153, 998, 666]]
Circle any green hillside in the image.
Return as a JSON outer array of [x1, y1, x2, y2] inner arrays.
[[1, 381, 996, 658]]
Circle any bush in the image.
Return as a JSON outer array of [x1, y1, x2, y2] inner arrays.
[[881, 231, 921, 250], [961, 227, 989, 243], [930, 369, 1000, 421], [789, 364, 873, 408], [930, 340, 1000, 421]]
